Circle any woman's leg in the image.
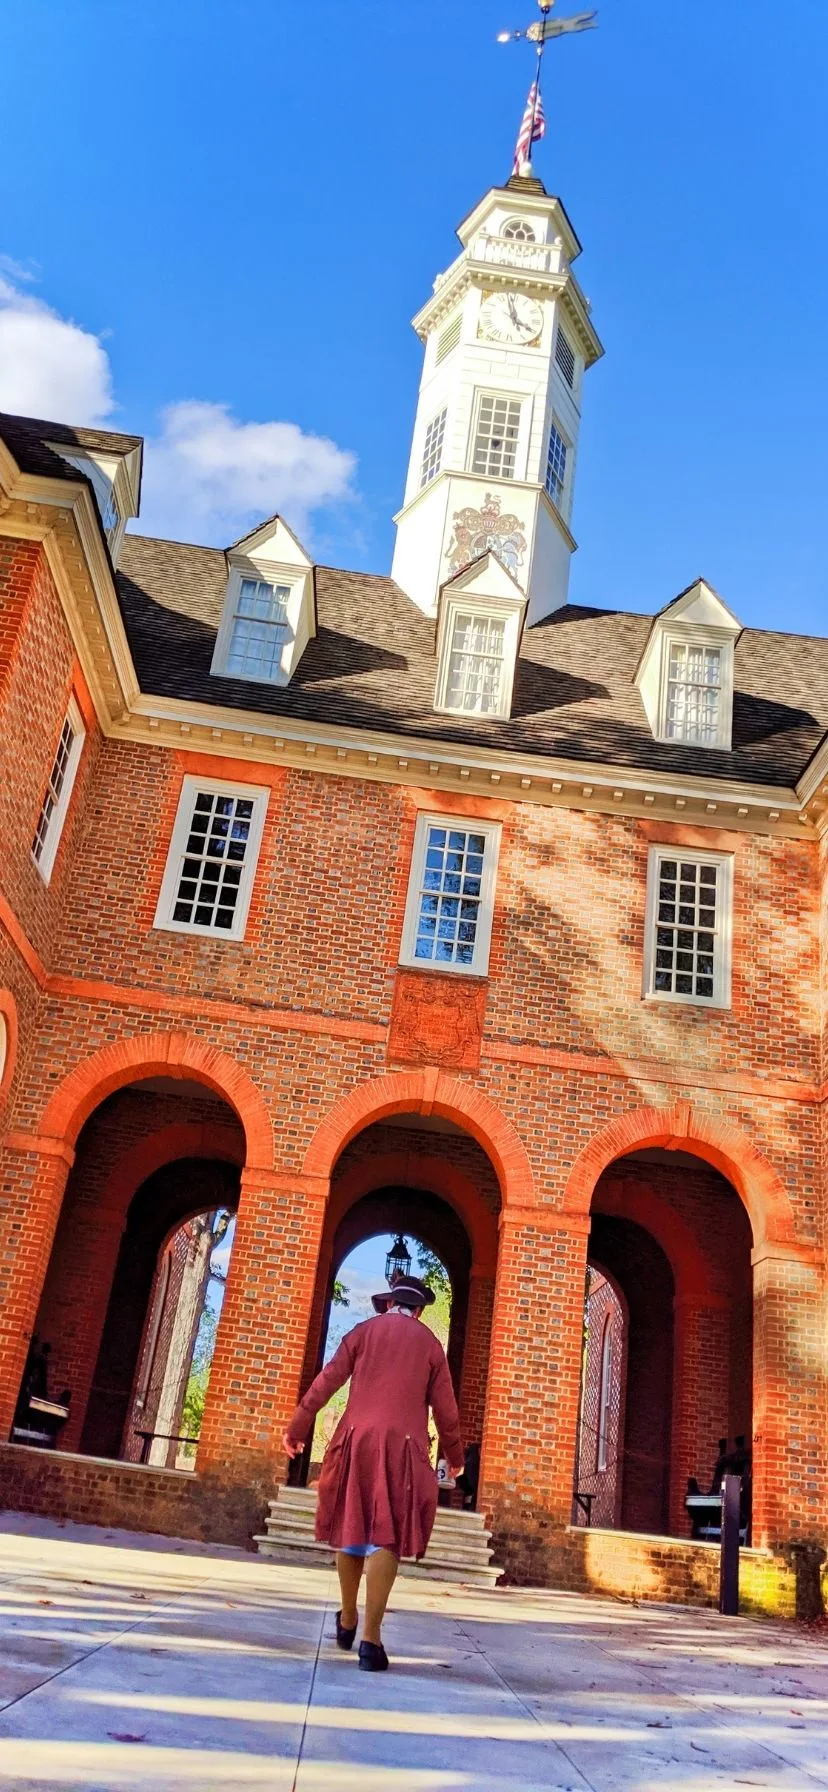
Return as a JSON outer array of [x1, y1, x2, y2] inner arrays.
[[363, 1548, 399, 1645], [336, 1551, 365, 1629]]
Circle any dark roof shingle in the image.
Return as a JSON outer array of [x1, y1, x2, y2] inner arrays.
[[115, 533, 828, 787]]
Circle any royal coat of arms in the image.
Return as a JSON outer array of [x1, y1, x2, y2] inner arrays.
[[445, 492, 527, 578]]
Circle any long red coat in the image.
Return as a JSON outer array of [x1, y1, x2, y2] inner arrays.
[[286, 1311, 463, 1560]]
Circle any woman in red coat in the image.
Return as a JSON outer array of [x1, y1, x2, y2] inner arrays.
[[284, 1274, 464, 1672]]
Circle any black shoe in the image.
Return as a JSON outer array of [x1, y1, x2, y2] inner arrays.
[[335, 1610, 358, 1651], [358, 1640, 389, 1672]]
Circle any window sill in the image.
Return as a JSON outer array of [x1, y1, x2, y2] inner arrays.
[[398, 956, 489, 982], [642, 992, 730, 1013]]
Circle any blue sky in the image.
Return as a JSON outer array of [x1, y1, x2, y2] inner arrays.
[[1, 0, 826, 631]]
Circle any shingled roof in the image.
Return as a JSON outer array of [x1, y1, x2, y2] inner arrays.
[[116, 533, 828, 788], [1, 412, 143, 488]]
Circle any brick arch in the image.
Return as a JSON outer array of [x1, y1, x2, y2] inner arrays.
[[0, 989, 19, 1110], [562, 1102, 795, 1248], [99, 1120, 246, 1230], [590, 1178, 716, 1306], [301, 1069, 533, 1208], [326, 1152, 499, 1276], [37, 1032, 273, 1171]]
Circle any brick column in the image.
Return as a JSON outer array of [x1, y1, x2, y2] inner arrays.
[[669, 1295, 731, 1534], [458, 1266, 496, 1450], [752, 1244, 828, 1549], [35, 1201, 129, 1452], [480, 1208, 589, 1582], [0, 1133, 74, 1438], [197, 1168, 328, 1482]]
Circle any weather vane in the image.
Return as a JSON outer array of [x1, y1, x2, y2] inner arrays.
[[498, 0, 598, 176]]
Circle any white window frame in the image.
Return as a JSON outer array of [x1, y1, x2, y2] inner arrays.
[[596, 1318, 614, 1472], [400, 812, 501, 978], [31, 697, 85, 885], [211, 565, 295, 687], [643, 846, 733, 1010], [468, 390, 527, 482], [657, 631, 734, 750], [154, 776, 269, 942], [420, 408, 447, 489], [544, 417, 570, 512], [435, 593, 522, 720]]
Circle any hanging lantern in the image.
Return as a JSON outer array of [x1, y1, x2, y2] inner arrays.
[[385, 1234, 411, 1286]]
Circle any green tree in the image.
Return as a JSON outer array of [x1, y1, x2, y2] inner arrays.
[[332, 1278, 349, 1307]]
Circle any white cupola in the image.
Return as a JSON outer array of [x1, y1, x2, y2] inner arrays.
[[391, 173, 602, 625]]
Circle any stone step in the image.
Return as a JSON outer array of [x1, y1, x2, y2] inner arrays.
[[262, 1523, 494, 1572], [256, 1484, 503, 1587], [253, 1533, 501, 1589], [271, 1490, 491, 1536]]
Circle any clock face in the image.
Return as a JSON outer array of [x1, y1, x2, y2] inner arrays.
[[478, 291, 544, 346]]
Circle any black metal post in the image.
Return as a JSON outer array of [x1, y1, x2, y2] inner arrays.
[[719, 1472, 741, 1615]]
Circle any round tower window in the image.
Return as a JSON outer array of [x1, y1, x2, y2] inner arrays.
[[502, 217, 536, 242]]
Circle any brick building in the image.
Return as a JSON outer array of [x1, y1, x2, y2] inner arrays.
[[0, 169, 826, 1609]]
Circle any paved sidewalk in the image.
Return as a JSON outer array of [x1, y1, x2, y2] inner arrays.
[[0, 1515, 825, 1789]]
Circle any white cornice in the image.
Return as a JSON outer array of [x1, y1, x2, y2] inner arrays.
[[118, 691, 809, 837]]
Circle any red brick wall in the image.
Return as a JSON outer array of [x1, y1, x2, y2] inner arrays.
[[0, 527, 826, 1584]]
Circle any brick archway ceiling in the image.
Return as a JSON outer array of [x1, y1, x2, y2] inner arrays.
[[332, 1186, 471, 1289], [562, 1102, 796, 1248], [327, 1149, 499, 1277], [302, 1069, 533, 1210], [36, 1032, 273, 1170]]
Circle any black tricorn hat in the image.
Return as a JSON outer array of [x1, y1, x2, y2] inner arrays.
[[372, 1275, 436, 1314]]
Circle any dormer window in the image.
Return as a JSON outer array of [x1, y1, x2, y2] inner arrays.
[[445, 613, 506, 715], [634, 580, 741, 752], [226, 576, 291, 681], [435, 551, 526, 722], [664, 641, 723, 745], [100, 485, 121, 549], [210, 515, 315, 689]]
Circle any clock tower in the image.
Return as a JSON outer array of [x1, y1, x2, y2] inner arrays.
[[391, 173, 602, 624]]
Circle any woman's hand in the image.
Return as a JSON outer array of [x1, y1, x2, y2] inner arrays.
[[283, 1432, 302, 1459]]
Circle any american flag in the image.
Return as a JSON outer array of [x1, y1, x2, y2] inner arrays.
[[513, 79, 546, 175]]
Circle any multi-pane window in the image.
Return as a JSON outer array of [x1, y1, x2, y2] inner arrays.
[[545, 422, 568, 507], [445, 612, 506, 714], [401, 815, 500, 976], [226, 577, 290, 682], [436, 316, 462, 364], [646, 851, 732, 1005], [596, 1320, 614, 1472], [664, 641, 723, 744], [155, 778, 269, 941], [100, 485, 121, 548], [31, 701, 85, 883], [471, 395, 521, 479], [555, 326, 576, 388], [420, 409, 447, 488], [502, 217, 535, 242]]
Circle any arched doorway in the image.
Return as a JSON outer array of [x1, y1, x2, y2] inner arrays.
[[297, 1112, 502, 1498], [16, 1074, 244, 1461], [572, 1146, 753, 1539], [309, 1226, 453, 1470]]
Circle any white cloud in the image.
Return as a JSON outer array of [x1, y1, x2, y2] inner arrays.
[[139, 400, 357, 546], [0, 270, 113, 425], [0, 265, 358, 548]]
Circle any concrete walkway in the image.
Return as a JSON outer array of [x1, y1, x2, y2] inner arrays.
[[0, 1515, 825, 1790]]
